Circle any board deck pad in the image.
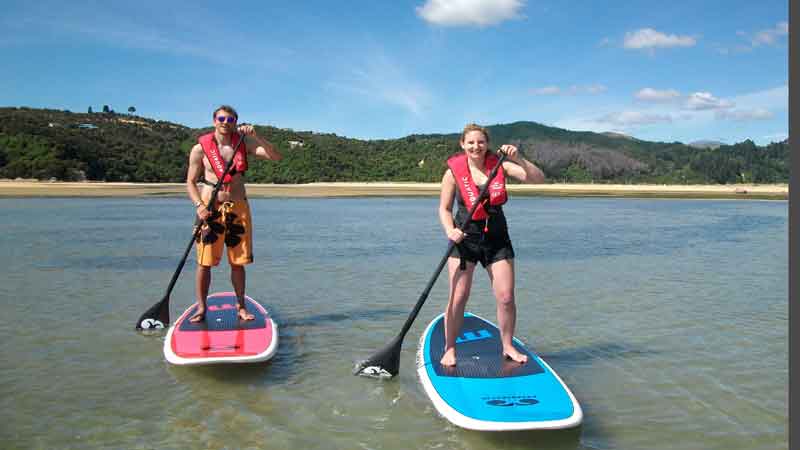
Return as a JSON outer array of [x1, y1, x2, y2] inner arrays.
[[417, 312, 582, 431], [164, 292, 278, 365], [428, 315, 544, 379], [178, 297, 267, 332]]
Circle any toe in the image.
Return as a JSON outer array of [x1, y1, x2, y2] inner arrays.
[[189, 313, 204, 323]]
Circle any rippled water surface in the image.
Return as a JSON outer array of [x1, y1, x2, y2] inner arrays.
[[0, 197, 787, 449]]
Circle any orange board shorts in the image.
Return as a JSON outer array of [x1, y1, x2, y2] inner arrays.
[[195, 200, 254, 267]]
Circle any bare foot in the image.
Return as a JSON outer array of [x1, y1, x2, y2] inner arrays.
[[189, 306, 205, 323], [503, 347, 528, 364], [501, 358, 524, 376], [440, 348, 457, 367], [237, 306, 255, 321]]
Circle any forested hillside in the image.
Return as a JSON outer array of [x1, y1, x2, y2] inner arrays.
[[0, 107, 788, 184]]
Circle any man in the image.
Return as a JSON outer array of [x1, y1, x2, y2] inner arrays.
[[186, 105, 282, 322]]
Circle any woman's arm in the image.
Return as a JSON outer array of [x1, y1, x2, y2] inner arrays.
[[439, 169, 466, 243], [500, 144, 545, 184]]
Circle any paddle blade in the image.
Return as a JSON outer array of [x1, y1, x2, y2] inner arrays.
[[353, 335, 402, 378], [135, 296, 170, 331]]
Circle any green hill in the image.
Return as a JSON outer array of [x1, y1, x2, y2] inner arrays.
[[0, 107, 788, 184]]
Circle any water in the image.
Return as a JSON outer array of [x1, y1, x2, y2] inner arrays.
[[0, 196, 787, 449]]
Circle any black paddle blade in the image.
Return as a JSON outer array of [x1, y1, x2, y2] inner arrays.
[[353, 336, 402, 378], [135, 296, 170, 331]]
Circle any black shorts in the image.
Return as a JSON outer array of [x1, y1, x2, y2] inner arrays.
[[451, 234, 515, 268], [451, 208, 514, 268]]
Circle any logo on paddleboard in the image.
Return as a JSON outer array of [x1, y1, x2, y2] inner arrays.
[[357, 365, 393, 378], [140, 319, 165, 329], [483, 395, 538, 407], [456, 329, 492, 343]]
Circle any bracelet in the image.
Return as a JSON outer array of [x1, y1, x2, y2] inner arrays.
[[194, 200, 203, 208]]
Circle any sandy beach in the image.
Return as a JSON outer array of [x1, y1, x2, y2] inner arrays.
[[0, 180, 787, 200]]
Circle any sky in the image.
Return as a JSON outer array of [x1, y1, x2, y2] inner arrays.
[[0, 0, 788, 145]]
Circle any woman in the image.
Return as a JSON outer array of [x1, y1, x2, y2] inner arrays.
[[438, 123, 545, 367]]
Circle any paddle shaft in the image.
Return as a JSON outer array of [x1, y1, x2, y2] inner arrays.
[[393, 152, 508, 342], [135, 132, 244, 330]]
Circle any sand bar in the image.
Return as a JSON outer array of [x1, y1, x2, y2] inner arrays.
[[0, 180, 788, 200]]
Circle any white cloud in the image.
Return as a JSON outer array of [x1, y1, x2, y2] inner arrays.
[[530, 84, 606, 95], [751, 21, 788, 46], [598, 37, 613, 47], [4, 4, 288, 70], [721, 22, 788, 53], [763, 133, 788, 143], [729, 85, 787, 111], [531, 86, 560, 95], [580, 84, 608, 94], [328, 52, 431, 116], [715, 108, 774, 121], [595, 111, 673, 127], [549, 85, 786, 144], [635, 88, 681, 102], [416, 0, 525, 27], [684, 92, 734, 111], [623, 28, 696, 50]]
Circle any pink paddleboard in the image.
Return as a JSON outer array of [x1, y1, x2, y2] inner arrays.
[[164, 292, 278, 365]]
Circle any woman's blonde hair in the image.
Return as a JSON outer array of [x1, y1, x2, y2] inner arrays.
[[460, 123, 490, 143]]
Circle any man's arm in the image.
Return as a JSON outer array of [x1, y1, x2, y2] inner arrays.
[[239, 125, 282, 161], [186, 144, 211, 219], [250, 134, 282, 161]]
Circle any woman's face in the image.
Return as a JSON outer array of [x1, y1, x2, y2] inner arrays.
[[460, 130, 488, 159]]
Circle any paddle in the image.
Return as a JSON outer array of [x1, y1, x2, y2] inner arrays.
[[135, 132, 245, 331], [354, 151, 508, 378]]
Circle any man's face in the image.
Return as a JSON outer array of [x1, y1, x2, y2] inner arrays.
[[213, 110, 237, 134]]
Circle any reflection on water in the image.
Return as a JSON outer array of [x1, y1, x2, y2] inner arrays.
[[0, 197, 787, 450]]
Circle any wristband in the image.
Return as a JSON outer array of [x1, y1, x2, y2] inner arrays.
[[194, 200, 203, 208]]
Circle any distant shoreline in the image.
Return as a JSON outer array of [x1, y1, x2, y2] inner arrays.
[[0, 180, 788, 200]]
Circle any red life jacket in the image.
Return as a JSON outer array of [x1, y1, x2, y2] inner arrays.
[[198, 132, 248, 184], [447, 152, 507, 220]]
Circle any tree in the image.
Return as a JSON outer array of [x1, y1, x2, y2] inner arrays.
[[103, 105, 110, 113], [563, 162, 593, 183], [128, 106, 136, 114], [88, 106, 93, 114]]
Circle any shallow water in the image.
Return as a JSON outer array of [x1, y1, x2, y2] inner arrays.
[[0, 197, 787, 449]]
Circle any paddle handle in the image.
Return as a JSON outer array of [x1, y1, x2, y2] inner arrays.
[[395, 151, 508, 340]]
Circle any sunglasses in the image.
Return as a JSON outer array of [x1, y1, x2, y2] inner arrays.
[[216, 116, 237, 124]]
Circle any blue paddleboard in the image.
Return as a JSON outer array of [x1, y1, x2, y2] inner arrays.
[[416, 312, 582, 431]]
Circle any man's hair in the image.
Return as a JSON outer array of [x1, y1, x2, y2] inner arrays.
[[460, 123, 489, 143], [212, 105, 238, 120]]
